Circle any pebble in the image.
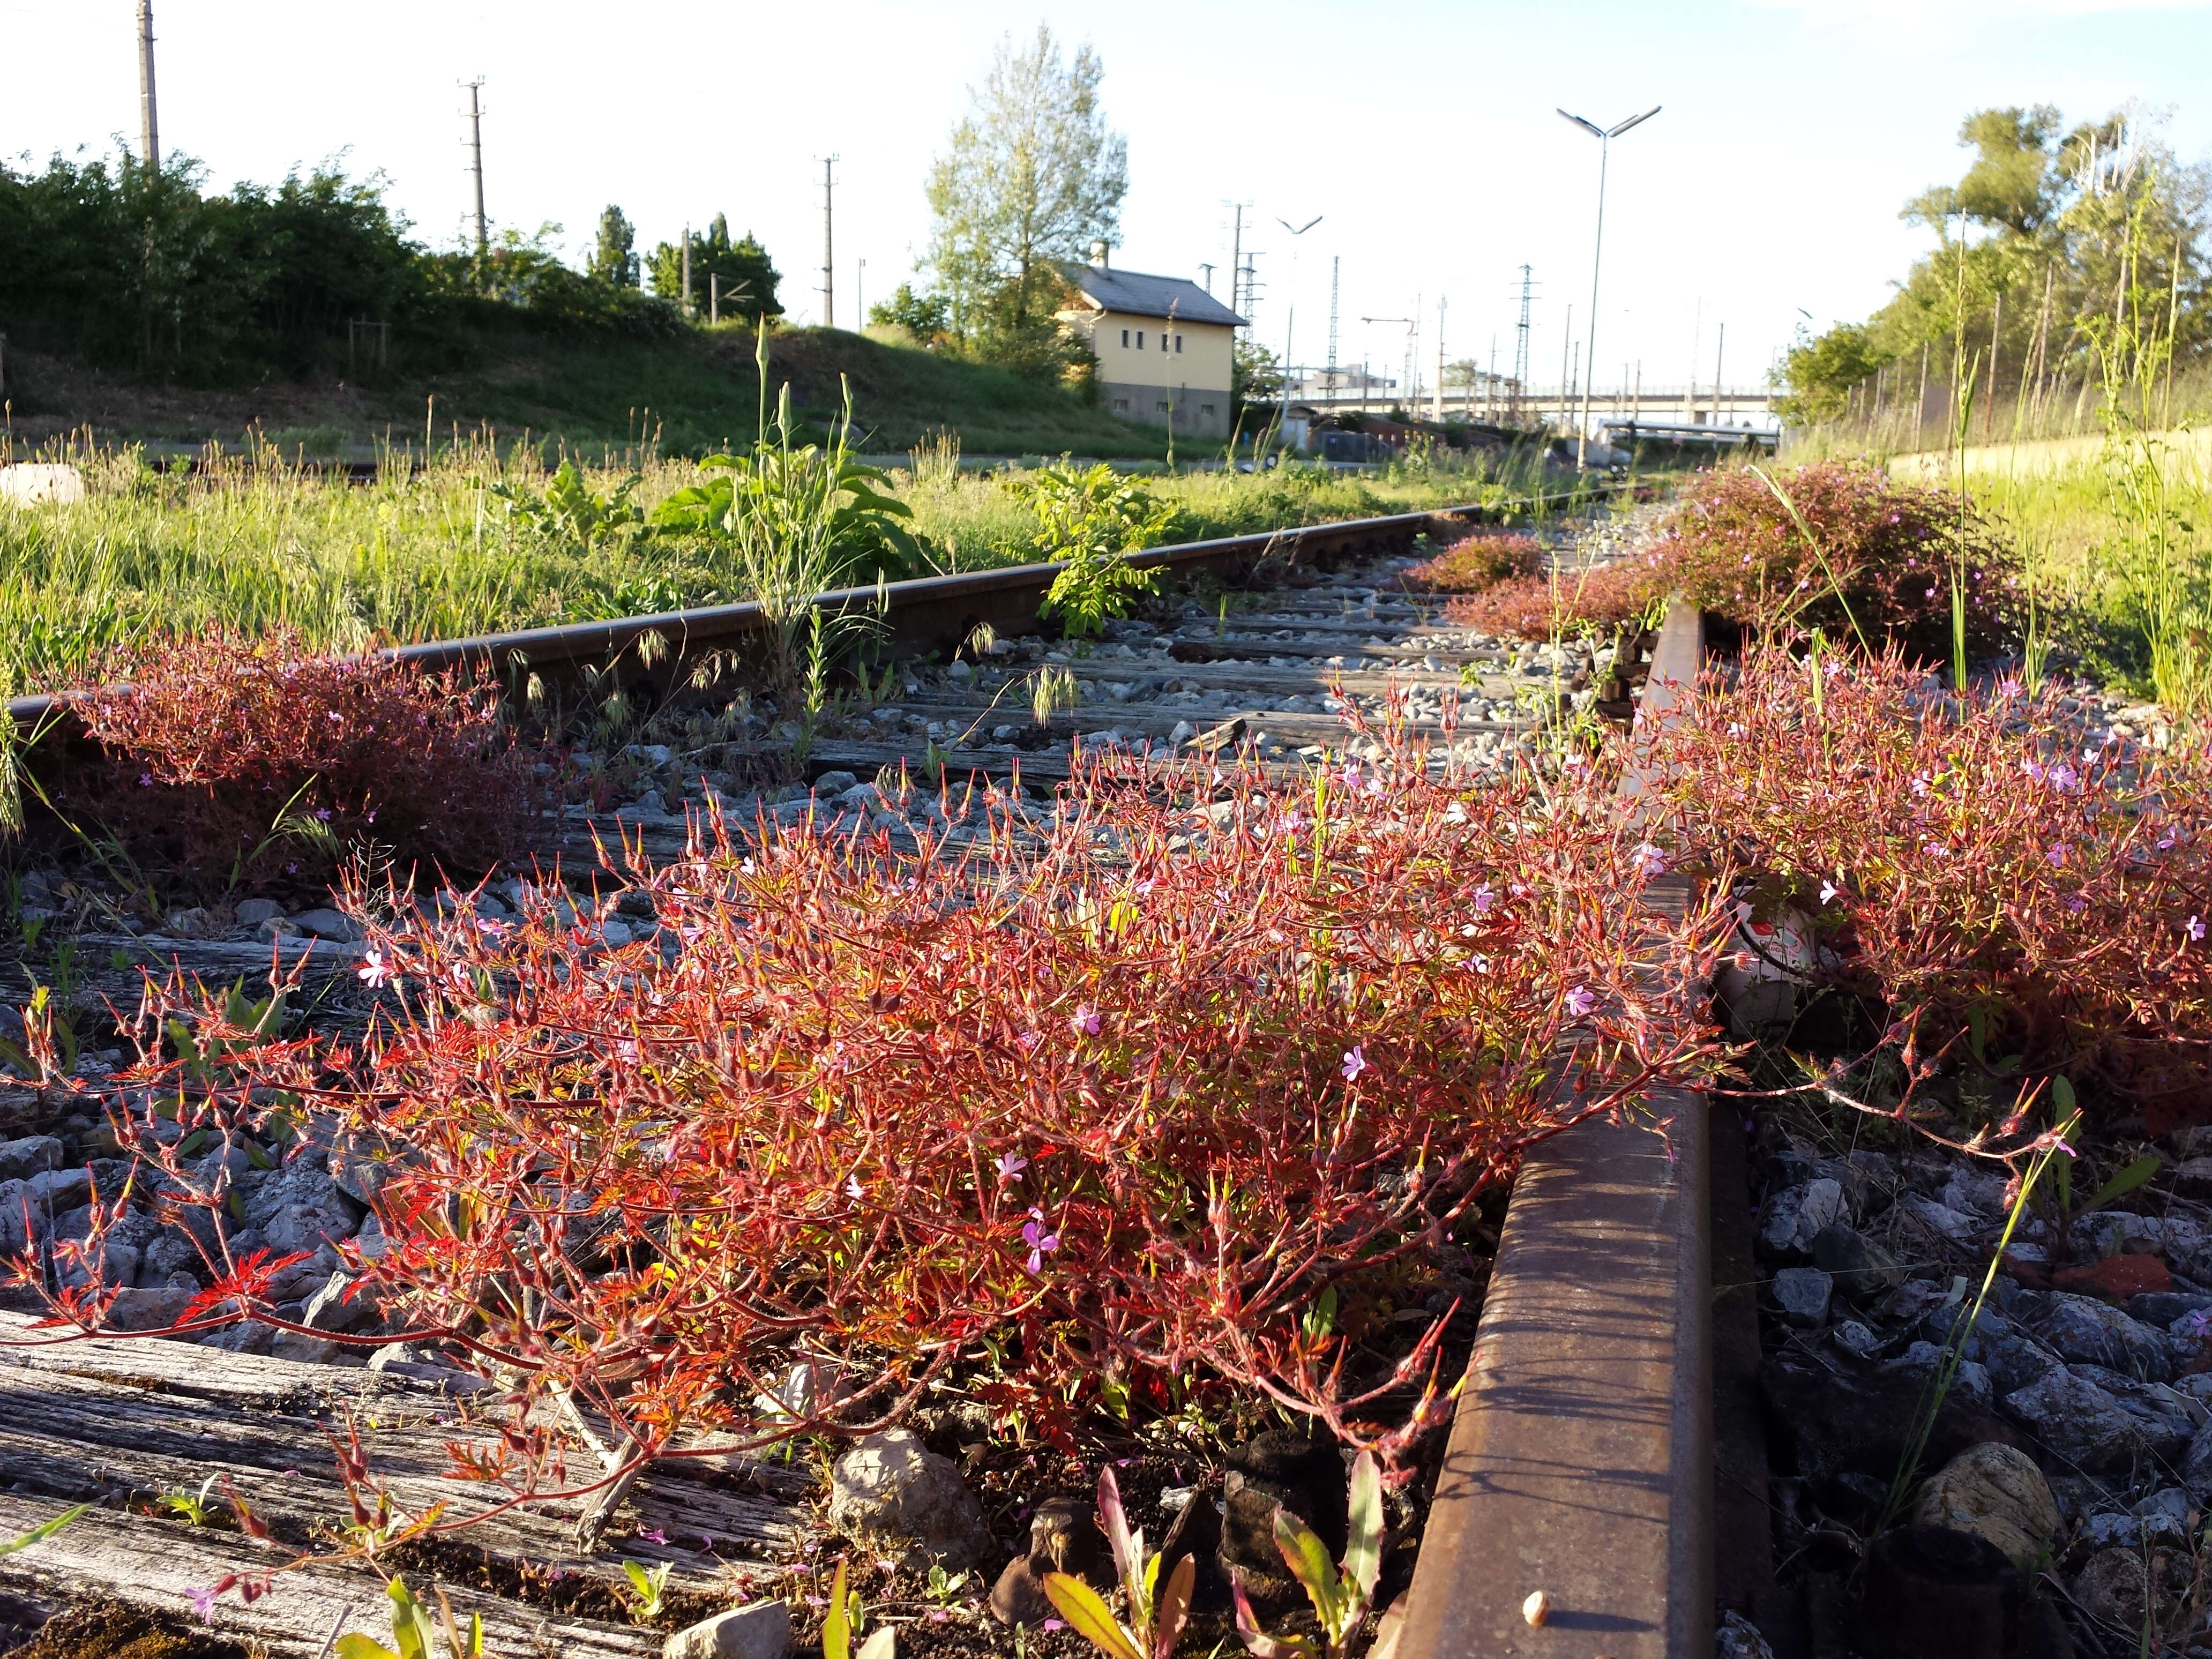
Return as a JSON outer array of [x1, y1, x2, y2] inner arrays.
[[1910, 1441, 2060, 1562], [2036, 1292, 2173, 1381], [291, 908, 360, 942], [2001, 1365, 2148, 1471], [233, 898, 285, 926], [827, 1428, 990, 1571], [663, 1601, 790, 1659], [1772, 1267, 1833, 1327]]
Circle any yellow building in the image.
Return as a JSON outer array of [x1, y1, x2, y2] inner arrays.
[[1058, 253, 1246, 439]]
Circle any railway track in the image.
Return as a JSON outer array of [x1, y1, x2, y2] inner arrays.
[[0, 488, 1750, 1658]]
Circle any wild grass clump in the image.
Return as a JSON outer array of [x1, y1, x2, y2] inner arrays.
[[1638, 644, 2212, 1128], [59, 723, 1723, 1568], [46, 629, 532, 901]]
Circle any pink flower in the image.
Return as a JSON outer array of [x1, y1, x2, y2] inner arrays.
[[1565, 985, 1597, 1019], [1818, 880, 1838, 905], [185, 1586, 218, 1624], [2189, 916, 2206, 943], [356, 949, 394, 990], [995, 1152, 1028, 1182], [1070, 1005, 1101, 1038], [1340, 1045, 1369, 1082], [641, 1528, 667, 1544], [1022, 1210, 1060, 1273], [1633, 842, 1668, 878]]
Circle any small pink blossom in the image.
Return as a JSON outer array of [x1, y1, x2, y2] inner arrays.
[[1818, 880, 1838, 906], [2190, 916, 2206, 943], [995, 1152, 1028, 1182], [1070, 1005, 1101, 1038], [185, 1586, 218, 1623], [1340, 1045, 1369, 1082], [356, 949, 394, 990], [1565, 985, 1597, 1019], [1022, 1209, 1060, 1273]]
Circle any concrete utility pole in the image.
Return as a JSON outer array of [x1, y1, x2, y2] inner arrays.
[[818, 157, 839, 328], [681, 226, 693, 317], [1326, 257, 1341, 399], [1557, 103, 1661, 468], [136, 2, 160, 171], [1433, 295, 1446, 422], [462, 79, 488, 257], [1713, 322, 1727, 426]]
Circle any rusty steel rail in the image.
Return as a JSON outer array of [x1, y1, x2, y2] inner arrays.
[[6, 489, 1607, 732], [1398, 600, 1721, 1659]]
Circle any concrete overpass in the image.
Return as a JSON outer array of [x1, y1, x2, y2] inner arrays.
[[1284, 382, 1781, 432]]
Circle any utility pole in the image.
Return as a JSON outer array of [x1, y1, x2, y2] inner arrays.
[[1433, 295, 1446, 422], [818, 157, 839, 328], [681, 225, 693, 318], [462, 79, 488, 258], [1559, 303, 1573, 431], [136, 2, 160, 171], [1225, 204, 1247, 325], [1326, 256, 1341, 400], [1713, 322, 1726, 427], [1513, 266, 1535, 424], [857, 258, 866, 327]]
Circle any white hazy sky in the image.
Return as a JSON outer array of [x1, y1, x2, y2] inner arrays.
[[5, 0, 2210, 395]]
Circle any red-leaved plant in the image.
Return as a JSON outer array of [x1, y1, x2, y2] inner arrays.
[[1450, 461, 2021, 660], [17, 706, 1724, 1602], [1394, 532, 1544, 596], [1633, 644, 2212, 1129], [47, 629, 532, 899]]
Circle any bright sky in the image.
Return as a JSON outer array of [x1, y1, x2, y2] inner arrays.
[[6, 0, 2210, 397]]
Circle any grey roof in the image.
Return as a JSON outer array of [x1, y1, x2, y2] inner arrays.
[[1064, 264, 1245, 327]]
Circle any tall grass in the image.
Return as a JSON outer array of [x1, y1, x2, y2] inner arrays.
[[0, 430, 1551, 688]]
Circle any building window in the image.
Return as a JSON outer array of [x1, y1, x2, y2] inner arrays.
[[1113, 398, 1129, 412], [1120, 328, 1129, 348], [1174, 333, 1183, 353], [1135, 330, 1145, 349], [1200, 403, 1216, 417], [1155, 400, 1170, 413]]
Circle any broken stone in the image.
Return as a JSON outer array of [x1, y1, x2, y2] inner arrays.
[[0, 1137, 62, 1182], [2036, 1293, 2173, 1382], [1754, 1178, 1843, 1262], [1809, 1223, 1903, 1299], [1772, 1267, 1833, 1328], [2000, 1365, 2148, 1471], [988, 1557, 1055, 1627]]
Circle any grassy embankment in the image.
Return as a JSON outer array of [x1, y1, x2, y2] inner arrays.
[[7, 322, 1190, 462]]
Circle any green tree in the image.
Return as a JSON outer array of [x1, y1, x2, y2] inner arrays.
[[1234, 338, 1284, 405], [1771, 322, 1891, 424], [646, 216, 782, 321], [924, 25, 1127, 344], [588, 204, 638, 287], [868, 281, 952, 343]]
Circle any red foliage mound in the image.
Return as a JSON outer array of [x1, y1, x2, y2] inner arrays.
[[71, 731, 1722, 1522], [1396, 532, 1544, 594], [53, 631, 532, 898], [1449, 462, 2020, 657], [1636, 646, 2212, 1125], [1447, 558, 1662, 642], [1649, 461, 2021, 661]]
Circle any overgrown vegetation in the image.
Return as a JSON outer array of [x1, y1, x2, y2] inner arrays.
[[0, 438, 1526, 687], [43, 728, 1721, 1610]]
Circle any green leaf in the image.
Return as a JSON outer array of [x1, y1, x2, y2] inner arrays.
[[2077, 1155, 2162, 1217], [855, 1630, 896, 1659], [1042, 1572, 1144, 1659], [384, 1577, 437, 1659], [1271, 1510, 1343, 1633], [333, 1639, 401, 1659], [1342, 1451, 1383, 1605], [0, 1503, 84, 1557]]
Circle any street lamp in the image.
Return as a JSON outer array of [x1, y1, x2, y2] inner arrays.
[[1275, 214, 1322, 402], [1557, 103, 1660, 469]]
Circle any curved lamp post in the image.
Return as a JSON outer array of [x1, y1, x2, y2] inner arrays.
[[1558, 104, 1660, 469]]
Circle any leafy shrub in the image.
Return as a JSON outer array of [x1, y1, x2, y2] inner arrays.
[[1014, 462, 1178, 637], [1637, 645, 2212, 1125], [47, 630, 530, 899], [78, 726, 1720, 1535], [1396, 532, 1543, 595], [1650, 461, 2022, 661], [1451, 462, 2022, 657]]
